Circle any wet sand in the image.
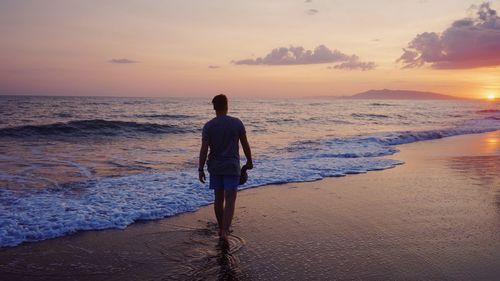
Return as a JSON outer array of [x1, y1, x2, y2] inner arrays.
[[1, 131, 499, 281]]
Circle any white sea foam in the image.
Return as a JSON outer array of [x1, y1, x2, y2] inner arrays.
[[0, 156, 402, 247], [370, 117, 500, 145]]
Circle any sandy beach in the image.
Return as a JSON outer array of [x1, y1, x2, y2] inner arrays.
[[1, 131, 499, 281]]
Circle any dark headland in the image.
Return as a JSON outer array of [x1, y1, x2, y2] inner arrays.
[[340, 89, 464, 100]]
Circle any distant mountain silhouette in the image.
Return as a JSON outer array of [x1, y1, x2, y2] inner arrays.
[[343, 89, 464, 100]]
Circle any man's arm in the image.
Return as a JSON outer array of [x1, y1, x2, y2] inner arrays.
[[198, 139, 209, 183], [240, 133, 253, 169]]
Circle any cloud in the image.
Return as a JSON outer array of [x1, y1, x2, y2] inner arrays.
[[307, 9, 319, 15], [109, 58, 139, 64], [208, 65, 221, 69], [304, 0, 312, 3], [398, 2, 500, 69], [330, 59, 377, 71], [233, 45, 376, 71], [234, 45, 346, 65]]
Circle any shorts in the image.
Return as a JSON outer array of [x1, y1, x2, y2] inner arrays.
[[209, 174, 239, 191]]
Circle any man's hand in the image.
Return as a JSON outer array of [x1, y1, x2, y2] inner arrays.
[[245, 160, 253, 170], [198, 170, 206, 183]]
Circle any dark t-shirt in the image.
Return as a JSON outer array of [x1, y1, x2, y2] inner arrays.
[[202, 115, 246, 175]]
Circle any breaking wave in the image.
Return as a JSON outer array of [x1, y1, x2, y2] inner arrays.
[[0, 119, 190, 138]]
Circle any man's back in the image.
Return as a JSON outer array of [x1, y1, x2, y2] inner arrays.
[[202, 115, 245, 175], [198, 94, 252, 240]]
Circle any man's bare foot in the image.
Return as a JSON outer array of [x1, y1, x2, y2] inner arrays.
[[218, 227, 232, 237]]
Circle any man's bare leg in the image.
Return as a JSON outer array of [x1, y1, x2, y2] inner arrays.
[[221, 190, 237, 240], [214, 189, 224, 236]]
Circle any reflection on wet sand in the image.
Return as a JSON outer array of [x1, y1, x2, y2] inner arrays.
[[483, 133, 499, 155], [445, 132, 498, 187], [446, 155, 500, 186], [214, 239, 244, 281], [446, 153, 500, 217]]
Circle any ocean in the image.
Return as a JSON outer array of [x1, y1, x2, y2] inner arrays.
[[0, 95, 499, 247]]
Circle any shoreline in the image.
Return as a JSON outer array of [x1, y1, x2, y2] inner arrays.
[[0, 131, 499, 280]]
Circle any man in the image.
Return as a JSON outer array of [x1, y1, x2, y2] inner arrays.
[[198, 94, 253, 240]]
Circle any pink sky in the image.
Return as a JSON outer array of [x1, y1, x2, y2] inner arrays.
[[0, 0, 499, 99]]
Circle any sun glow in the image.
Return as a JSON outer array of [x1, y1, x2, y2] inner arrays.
[[486, 94, 496, 101]]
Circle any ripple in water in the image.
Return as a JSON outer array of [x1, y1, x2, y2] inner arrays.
[[141, 222, 247, 281]]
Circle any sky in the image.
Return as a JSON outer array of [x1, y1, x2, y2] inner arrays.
[[0, 0, 499, 98]]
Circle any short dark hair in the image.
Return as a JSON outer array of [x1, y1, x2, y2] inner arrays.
[[212, 94, 228, 111]]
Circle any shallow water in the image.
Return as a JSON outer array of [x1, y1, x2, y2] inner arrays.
[[0, 96, 499, 246]]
